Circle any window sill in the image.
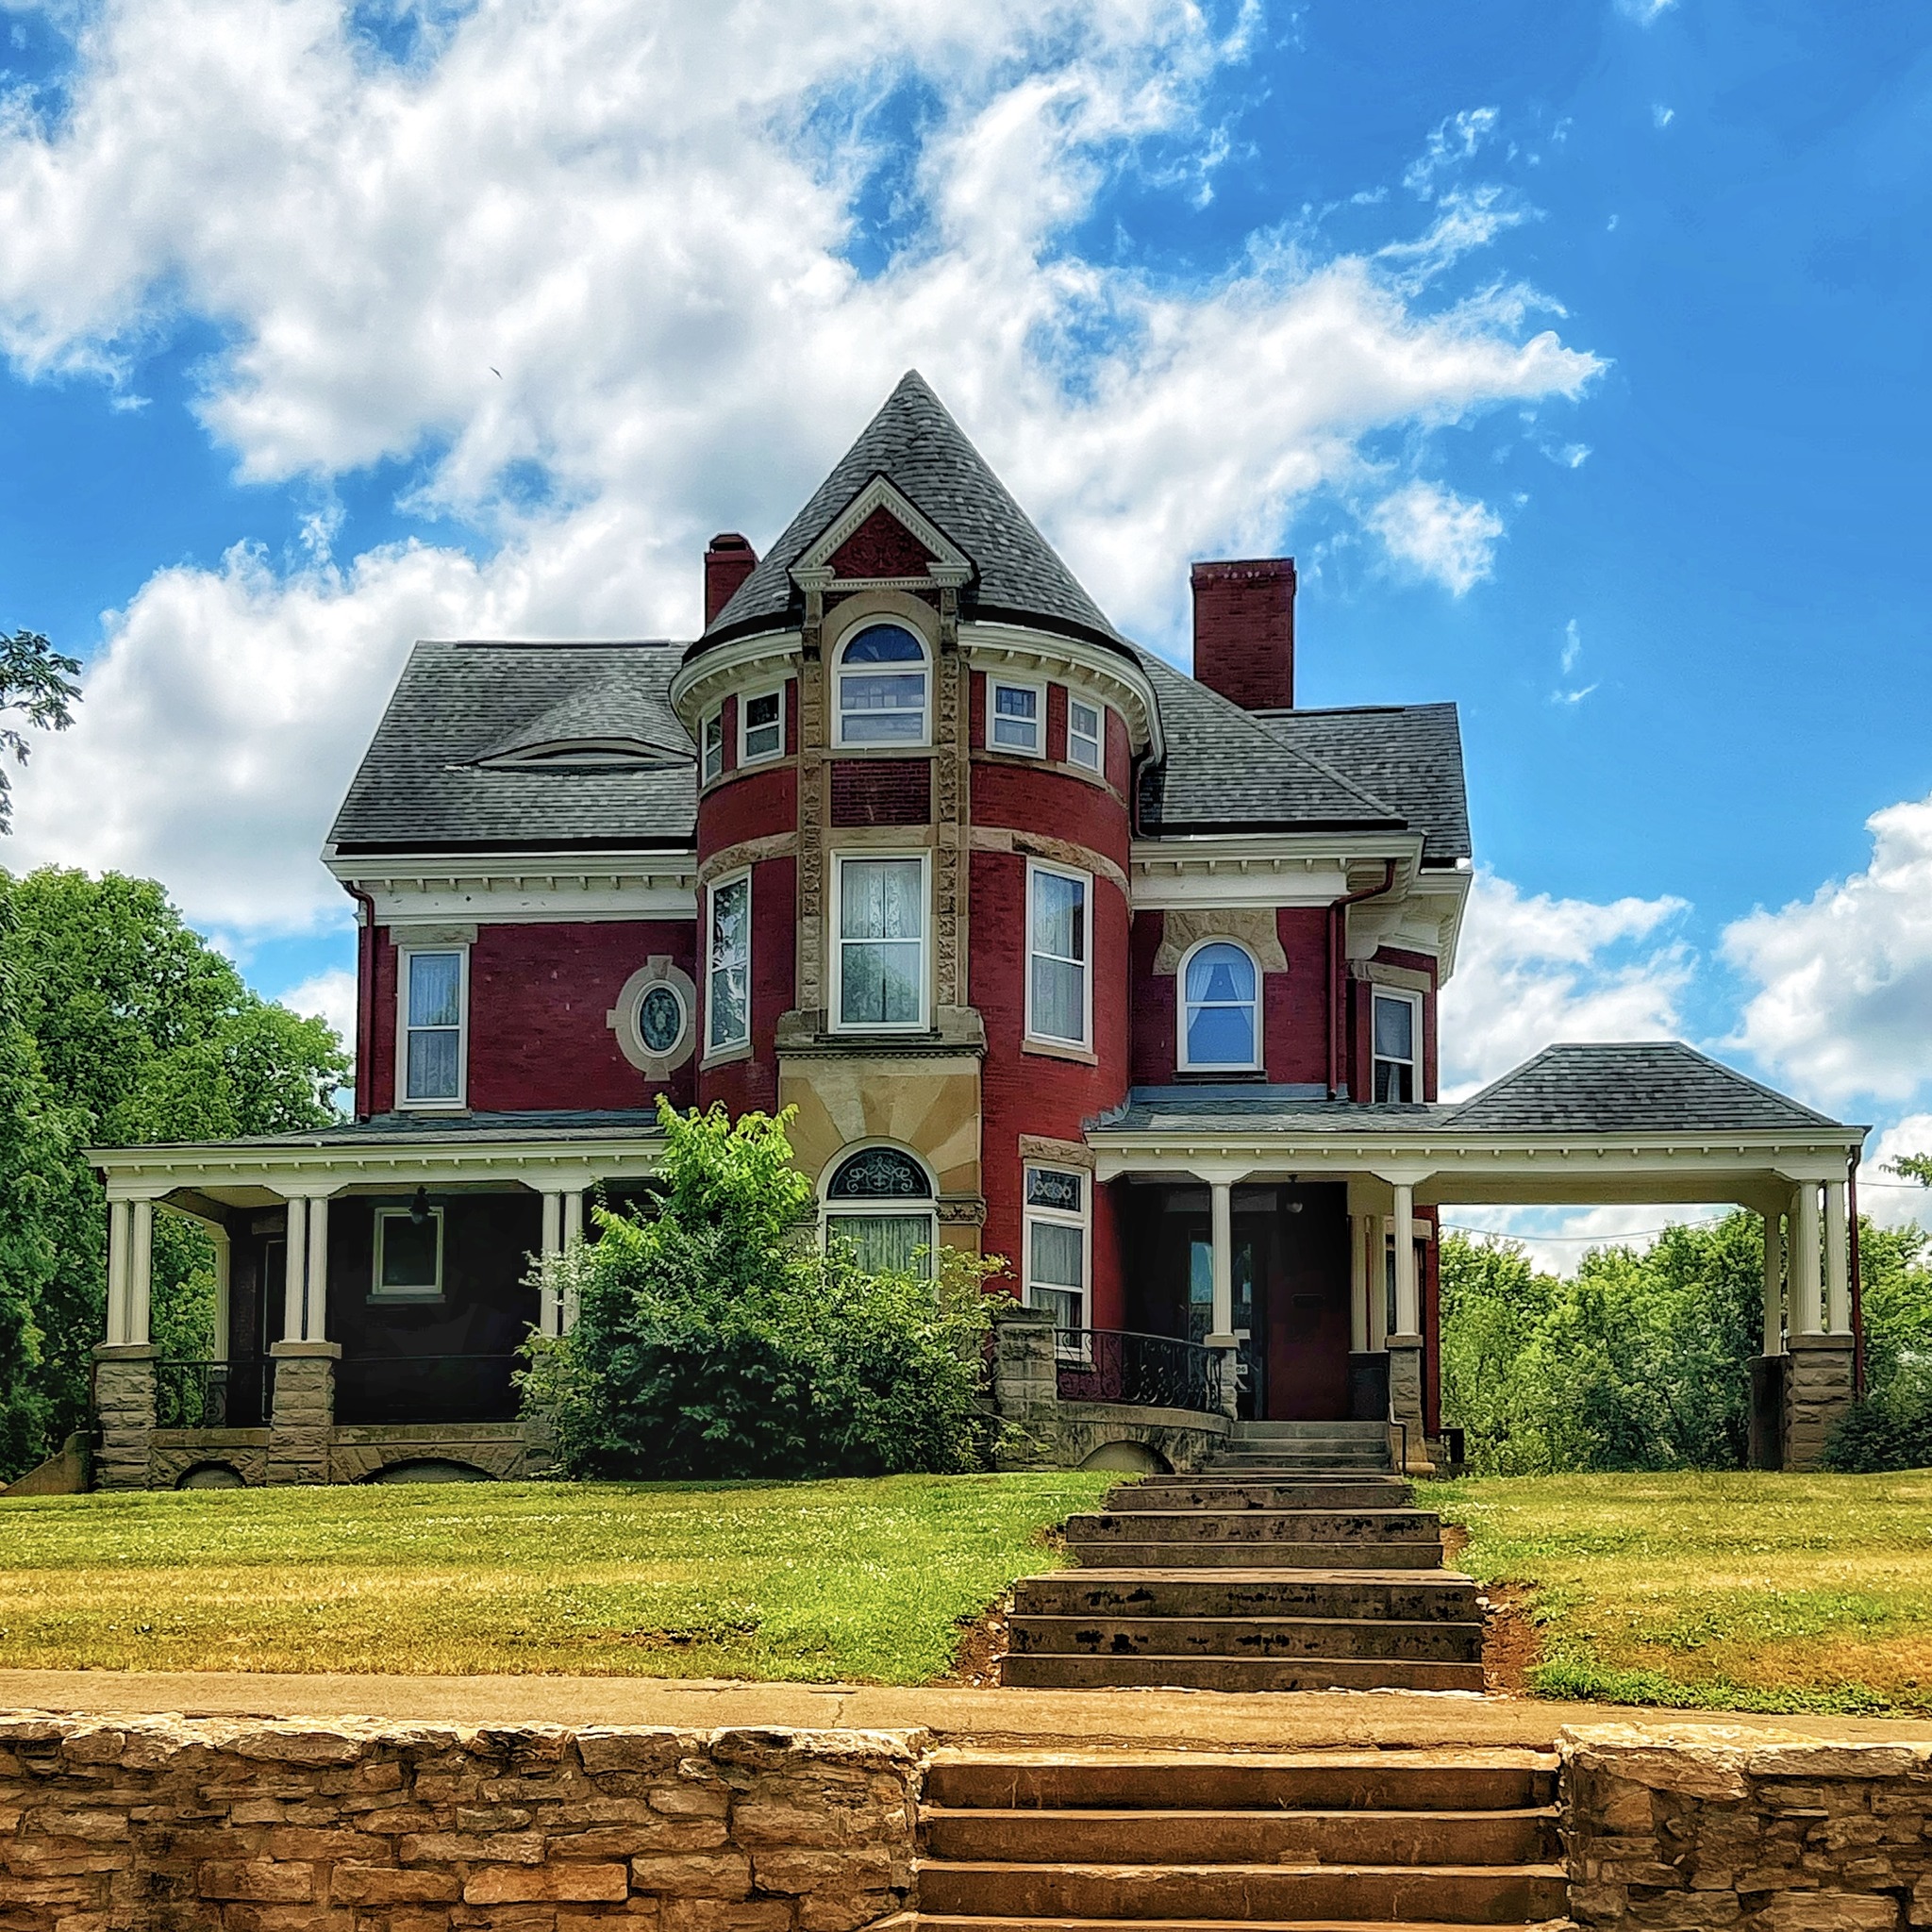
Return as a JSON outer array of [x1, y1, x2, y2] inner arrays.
[[367, 1292, 445, 1307], [700, 1041, 754, 1071], [1024, 1035, 1097, 1066], [826, 742, 938, 759], [394, 1099, 468, 1113]]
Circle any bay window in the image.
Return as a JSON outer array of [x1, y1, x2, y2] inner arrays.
[[988, 675, 1043, 755], [740, 687, 783, 764], [707, 872, 752, 1054], [1067, 696, 1103, 772], [836, 625, 929, 745], [834, 854, 928, 1029], [1026, 860, 1090, 1048]]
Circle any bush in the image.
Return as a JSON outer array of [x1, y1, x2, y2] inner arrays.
[[1822, 1362, 1932, 1473], [521, 1100, 1004, 1479]]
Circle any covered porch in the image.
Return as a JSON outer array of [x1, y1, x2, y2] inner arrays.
[[89, 1111, 664, 1489], [1089, 1044, 1868, 1472]]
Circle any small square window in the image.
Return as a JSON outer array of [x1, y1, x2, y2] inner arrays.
[[701, 708, 724, 785], [988, 677, 1042, 755], [741, 688, 783, 764], [373, 1206, 443, 1301], [1067, 697, 1102, 772]]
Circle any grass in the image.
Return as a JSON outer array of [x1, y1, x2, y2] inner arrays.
[[0, 1472, 1112, 1683], [1422, 1470, 1932, 1718]]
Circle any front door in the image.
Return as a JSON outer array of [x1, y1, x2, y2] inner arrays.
[[1256, 1184, 1351, 1421]]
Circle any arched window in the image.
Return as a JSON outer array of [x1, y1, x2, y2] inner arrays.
[[1178, 940, 1261, 1072], [835, 624, 930, 745], [823, 1144, 937, 1277]]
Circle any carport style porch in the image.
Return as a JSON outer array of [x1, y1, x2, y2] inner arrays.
[[1089, 1043, 1868, 1471]]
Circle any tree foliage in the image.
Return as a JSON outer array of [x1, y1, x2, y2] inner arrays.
[[0, 867, 347, 1476], [0, 631, 81, 835], [523, 1100, 1005, 1479]]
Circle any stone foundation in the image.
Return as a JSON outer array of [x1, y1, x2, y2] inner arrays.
[[90, 1346, 158, 1491], [0, 1712, 917, 1931], [1784, 1337, 1856, 1472], [267, 1341, 341, 1486]]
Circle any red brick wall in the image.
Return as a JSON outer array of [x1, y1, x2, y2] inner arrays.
[[1191, 557, 1295, 711], [970, 760, 1131, 870], [1130, 910, 1176, 1084], [697, 855, 794, 1117], [697, 763, 798, 864], [1266, 907, 1330, 1086], [367, 921, 698, 1115], [830, 758, 931, 825], [1106, 703, 1132, 802], [827, 507, 934, 577]]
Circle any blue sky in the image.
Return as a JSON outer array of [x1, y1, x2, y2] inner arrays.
[[2, 0, 1929, 1241]]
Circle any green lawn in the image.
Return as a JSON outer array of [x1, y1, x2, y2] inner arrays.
[[1423, 1470, 1932, 1718], [0, 1473, 1111, 1683]]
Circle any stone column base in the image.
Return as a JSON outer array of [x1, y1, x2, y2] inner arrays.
[[990, 1307, 1060, 1470], [1784, 1336, 1855, 1472], [92, 1344, 158, 1491], [1387, 1341, 1434, 1476], [267, 1341, 341, 1486]]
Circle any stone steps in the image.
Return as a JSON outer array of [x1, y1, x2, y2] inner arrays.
[[1114, 1480, 1416, 1511], [1013, 1568, 1482, 1623], [1001, 1654, 1488, 1690], [1070, 1508, 1443, 1544], [1065, 1541, 1449, 1571], [1008, 1613, 1483, 1662], [913, 1747, 1566, 1926]]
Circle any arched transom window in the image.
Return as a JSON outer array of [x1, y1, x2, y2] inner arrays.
[[835, 624, 930, 746], [1179, 940, 1261, 1072], [823, 1145, 937, 1277]]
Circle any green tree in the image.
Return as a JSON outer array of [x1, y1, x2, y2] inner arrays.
[[0, 867, 347, 1474], [0, 630, 81, 835], [523, 1100, 1003, 1479]]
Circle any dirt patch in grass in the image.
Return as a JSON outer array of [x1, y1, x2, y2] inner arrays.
[[1443, 1523, 1540, 1695], [944, 1591, 1011, 1687]]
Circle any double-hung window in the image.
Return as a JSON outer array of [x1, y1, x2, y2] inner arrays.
[[1179, 941, 1260, 1072], [399, 948, 466, 1107], [835, 855, 927, 1029], [707, 872, 752, 1054], [1024, 1165, 1089, 1341], [701, 708, 724, 785], [1373, 990, 1421, 1102], [987, 675, 1043, 755], [1026, 861, 1090, 1048], [836, 625, 929, 744], [1067, 696, 1103, 772], [740, 687, 783, 764]]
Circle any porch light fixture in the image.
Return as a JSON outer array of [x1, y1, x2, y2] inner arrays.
[[409, 1187, 430, 1226]]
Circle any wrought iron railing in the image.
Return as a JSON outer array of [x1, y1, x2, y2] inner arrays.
[[334, 1355, 522, 1426], [155, 1358, 274, 1430], [1053, 1328, 1225, 1415]]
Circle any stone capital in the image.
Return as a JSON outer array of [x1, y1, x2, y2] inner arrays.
[[93, 1342, 159, 1361], [270, 1340, 343, 1360]]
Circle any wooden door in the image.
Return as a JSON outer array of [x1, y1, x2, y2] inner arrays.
[[1260, 1186, 1352, 1420]]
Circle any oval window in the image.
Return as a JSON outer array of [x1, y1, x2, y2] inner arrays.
[[639, 982, 686, 1056]]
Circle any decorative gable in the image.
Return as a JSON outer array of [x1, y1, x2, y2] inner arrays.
[[791, 473, 973, 595], [827, 506, 937, 580]]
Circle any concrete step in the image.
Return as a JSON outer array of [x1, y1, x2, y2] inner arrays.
[[1000, 1654, 1488, 1691], [915, 1859, 1566, 1922], [1112, 1481, 1416, 1511], [922, 1749, 1558, 1814], [1208, 1448, 1394, 1464], [1230, 1425, 1391, 1441], [1070, 1541, 1447, 1571], [1206, 1457, 1395, 1474], [912, 1919, 1572, 1931], [922, 1806, 1558, 1867], [1013, 1570, 1481, 1621], [1068, 1509, 1442, 1544], [1007, 1614, 1483, 1662]]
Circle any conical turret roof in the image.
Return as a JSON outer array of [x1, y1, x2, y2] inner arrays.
[[699, 371, 1124, 653]]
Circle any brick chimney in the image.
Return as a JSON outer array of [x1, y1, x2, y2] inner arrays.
[[704, 533, 758, 626], [1191, 557, 1297, 710]]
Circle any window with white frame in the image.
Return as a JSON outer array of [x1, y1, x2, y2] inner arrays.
[[987, 675, 1043, 755], [706, 872, 752, 1054], [835, 854, 927, 1029], [373, 1205, 444, 1302], [740, 687, 784, 764], [1373, 990, 1421, 1102], [1179, 940, 1260, 1072], [823, 1145, 936, 1277], [701, 707, 724, 784], [1024, 1165, 1089, 1340], [1067, 696, 1103, 773], [835, 624, 929, 745], [1026, 861, 1090, 1047], [399, 948, 466, 1107]]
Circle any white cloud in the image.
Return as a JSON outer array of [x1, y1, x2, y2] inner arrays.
[[1559, 616, 1582, 674], [1402, 107, 1501, 197], [1441, 871, 1692, 1098], [1617, 0, 1677, 23], [1863, 1115, 1932, 1233], [1369, 480, 1506, 595], [1652, 103, 1676, 130], [0, 0, 1600, 934], [275, 965, 358, 1052], [1724, 791, 1932, 1108], [1442, 1205, 1724, 1278]]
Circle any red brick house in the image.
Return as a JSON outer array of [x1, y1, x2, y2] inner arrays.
[[90, 373, 1866, 1487]]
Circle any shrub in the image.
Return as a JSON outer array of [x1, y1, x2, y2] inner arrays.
[[1822, 1361, 1932, 1473], [521, 1100, 1004, 1479]]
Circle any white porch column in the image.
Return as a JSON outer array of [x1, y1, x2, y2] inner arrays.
[[304, 1193, 331, 1343], [1348, 1215, 1369, 1353], [541, 1191, 564, 1256], [106, 1198, 132, 1346], [1792, 1182, 1823, 1337], [1391, 1180, 1420, 1340], [540, 1191, 564, 1339], [1824, 1178, 1851, 1336], [1371, 1220, 1391, 1351], [127, 1198, 155, 1348], [1760, 1208, 1783, 1357], [209, 1227, 232, 1364], [282, 1195, 308, 1344], [562, 1188, 586, 1250], [1208, 1177, 1234, 1340]]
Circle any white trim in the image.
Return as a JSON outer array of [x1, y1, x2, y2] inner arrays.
[[834, 622, 932, 749], [738, 682, 786, 766], [830, 850, 931, 1033], [706, 868, 753, 1055], [1372, 987, 1422, 1104], [1024, 858, 1091, 1051], [372, 1205, 445, 1303], [1023, 1162, 1091, 1343], [395, 942, 469, 1111], [961, 622, 1162, 760], [1176, 936, 1263, 1074], [327, 850, 696, 924], [1067, 695, 1103, 773], [985, 674, 1045, 758], [791, 475, 974, 584], [701, 707, 725, 786]]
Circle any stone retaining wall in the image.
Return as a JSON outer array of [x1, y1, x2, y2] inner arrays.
[[0, 1713, 919, 1931], [1564, 1722, 1932, 1929]]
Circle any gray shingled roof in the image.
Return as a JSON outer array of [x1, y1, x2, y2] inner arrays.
[[699, 370, 1126, 652], [330, 642, 695, 853], [1257, 703, 1471, 863], [1094, 1044, 1852, 1137]]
